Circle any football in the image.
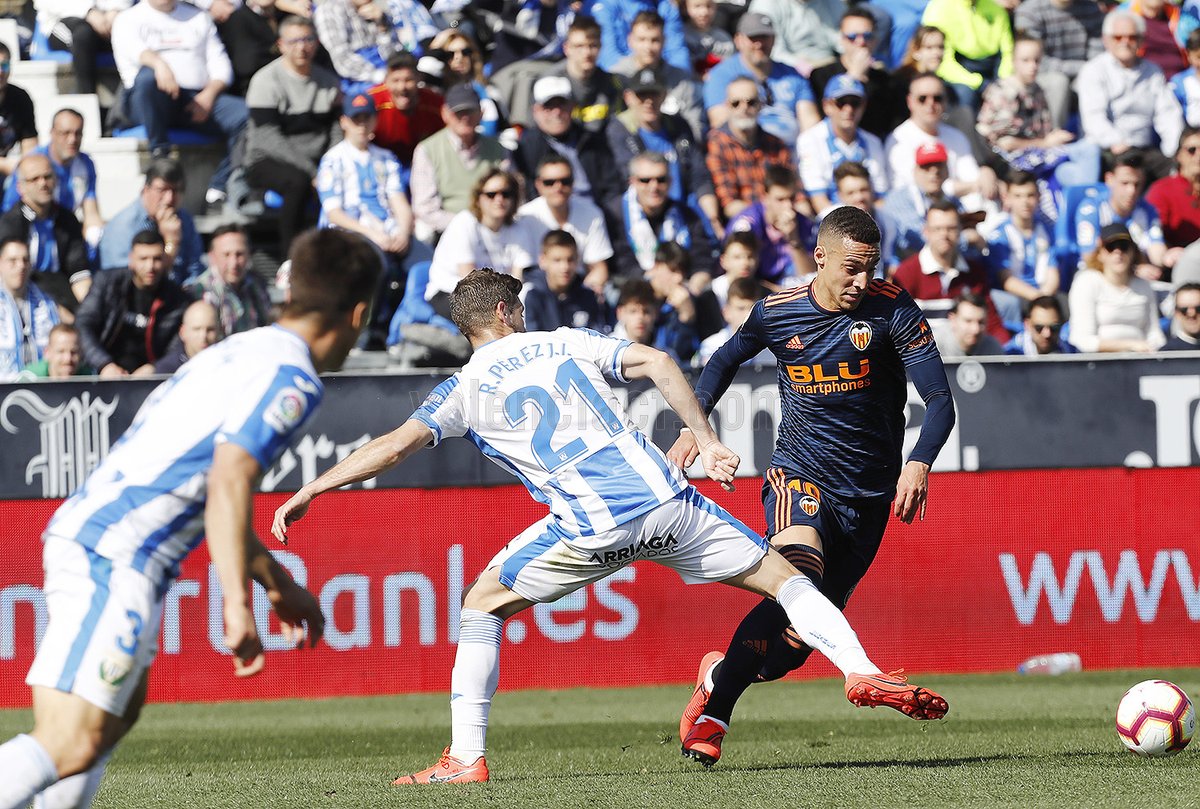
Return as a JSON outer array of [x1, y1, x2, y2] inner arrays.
[[1115, 680, 1196, 757]]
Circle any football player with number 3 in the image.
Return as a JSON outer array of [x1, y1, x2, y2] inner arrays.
[[272, 267, 922, 784], [669, 206, 955, 766], [0, 230, 382, 809]]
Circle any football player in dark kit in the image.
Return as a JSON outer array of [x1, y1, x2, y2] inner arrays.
[[669, 206, 956, 766]]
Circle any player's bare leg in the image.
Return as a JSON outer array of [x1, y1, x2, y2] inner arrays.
[[0, 676, 146, 809], [681, 544, 947, 766], [393, 568, 533, 786]]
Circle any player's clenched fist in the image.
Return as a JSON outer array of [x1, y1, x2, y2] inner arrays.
[[667, 428, 701, 470]]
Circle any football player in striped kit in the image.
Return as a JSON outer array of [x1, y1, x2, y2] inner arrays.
[[0, 229, 381, 809], [272, 267, 923, 783]]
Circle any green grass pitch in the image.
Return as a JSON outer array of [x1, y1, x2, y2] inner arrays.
[[2, 670, 1197, 808]]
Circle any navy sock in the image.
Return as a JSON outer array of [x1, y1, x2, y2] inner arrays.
[[758, 545, 826, 682], [702, 598, 791, 724]]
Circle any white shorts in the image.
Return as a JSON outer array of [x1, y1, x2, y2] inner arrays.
[[489, 487, 769, 603], [26, 536, 163, 716]]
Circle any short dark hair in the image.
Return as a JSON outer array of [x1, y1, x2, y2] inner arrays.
[[132, 229, 166, 248], [1108, 149, 1146, 174], [764, 164, 798, 192], [450, 268, 523, 338], [279, 14, 315, 35], [834, 161, 871, 185], [1026, 294, 1064, 319], [723, 230, 759, 255], [386, 51, 419, 73], [1187, 27, 1200, 52], [0, 235, 27, 255], [653, 241, 690, 276], [926, 198, 961, 220], [1004, 169, 1038, 188], [568, 15, 602, 39], [951, 290, 989, 314], [840, 8, 875, 29], [617, 278, 658, 309], [1177, 282, 1200, 297], [48, 322, 78, 341], [145, 158, 185, 189], [535, 154, 573, 179], [52, 108, 84, 129], [817, 205, 881, 248], [210, 223, 249, 245], [630, 9, 664, 31], [541, 229, 578, 253], [1013, 31, 1042, 49], [727, 277, 767, 303], [284, 229, 382, 319]]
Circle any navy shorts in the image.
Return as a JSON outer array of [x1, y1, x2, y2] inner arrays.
[[760, 467, 891, 609]]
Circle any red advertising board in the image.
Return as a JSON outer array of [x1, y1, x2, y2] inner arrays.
[[2, 468, 1198, 708]]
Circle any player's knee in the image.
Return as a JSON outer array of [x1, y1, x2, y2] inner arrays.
[[36, 726, 106, 778], [777, 544, 825, 589]]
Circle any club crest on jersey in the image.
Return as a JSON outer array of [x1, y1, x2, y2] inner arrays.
[[849, 321, 872, 351], [799, 495, 820, 516]]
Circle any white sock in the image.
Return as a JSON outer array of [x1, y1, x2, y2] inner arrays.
[[695, 715, 729, 731], [35, 752, 110, 809], [775, 575, 882, 678], [448, 609, 503, 764], [0, 734, 59, 809]]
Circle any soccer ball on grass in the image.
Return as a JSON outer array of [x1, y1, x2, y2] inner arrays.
[[1115, 679, 1195, 757]]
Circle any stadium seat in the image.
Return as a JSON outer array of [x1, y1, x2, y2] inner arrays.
[[111, 125, 220, 146], [1053, 183, 1105, 291], [389, 260, 457, 340], [29, 20, 116, 66]]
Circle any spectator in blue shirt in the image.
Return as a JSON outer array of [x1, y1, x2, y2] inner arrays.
[[1004, 295, 1079, 355], [701, 12, 819, 144], [592, 0, 691, 73], [99, 158, 203, 284], [1074, 149, 1168, 280]]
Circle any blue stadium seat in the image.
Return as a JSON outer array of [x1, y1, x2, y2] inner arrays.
[[29, 20, 115, 66], [111, 125, 219, 146], [387, 260, 458, 346], [1053, 183, 1105, 291]]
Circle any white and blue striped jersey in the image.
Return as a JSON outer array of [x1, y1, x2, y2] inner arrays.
[[412, 328, 687, 536], [46, 326, 323, 585], [316, 140, 405, 233]]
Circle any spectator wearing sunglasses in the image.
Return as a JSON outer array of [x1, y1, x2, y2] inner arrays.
[[1068, 223, 1166, 353], [807, 9, 892, 138], [1146, 127, 1200, 255], [797, 75, 888, 215], [517, 155, 615, 294], [706, 76, 797, 221], [1003, 295, 1079, 356], [1163, 283, 1200, 350]]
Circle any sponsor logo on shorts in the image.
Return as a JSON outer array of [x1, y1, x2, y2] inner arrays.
[[588, 534, 679, 566], [849, 321, 872, 351], [263, 388, 307, 434], [98, 655, 132, 688]]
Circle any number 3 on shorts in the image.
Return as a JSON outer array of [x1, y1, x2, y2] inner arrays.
[[116, 609, 144, 655]]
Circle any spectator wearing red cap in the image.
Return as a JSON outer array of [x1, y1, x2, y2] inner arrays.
[[409, 84, 510, 241], [881, 140, 965, 262], [885, 71, 993, 202], [316, 91, 430, 348], [368, 52, 445, 172]]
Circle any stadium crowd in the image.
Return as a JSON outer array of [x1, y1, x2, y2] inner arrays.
[[6, 0, 1200, 379]]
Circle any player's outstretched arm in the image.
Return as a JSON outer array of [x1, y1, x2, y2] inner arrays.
[[620, 343, 740, 491], [271, 419, 434, 543], [207, 442, 268, 677], [246, 534, 325, 650]]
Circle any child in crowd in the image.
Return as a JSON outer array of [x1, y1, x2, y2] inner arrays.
[[711, 231, 760, 308], [521, 230, 608, 331], [695, 276, 772, 367], [680, 0, 734, 78]]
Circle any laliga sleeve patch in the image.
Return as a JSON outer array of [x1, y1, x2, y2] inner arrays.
[[263, 387, 308, 435]]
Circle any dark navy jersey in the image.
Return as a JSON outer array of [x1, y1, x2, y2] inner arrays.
[[697, 279, 944, 499]]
